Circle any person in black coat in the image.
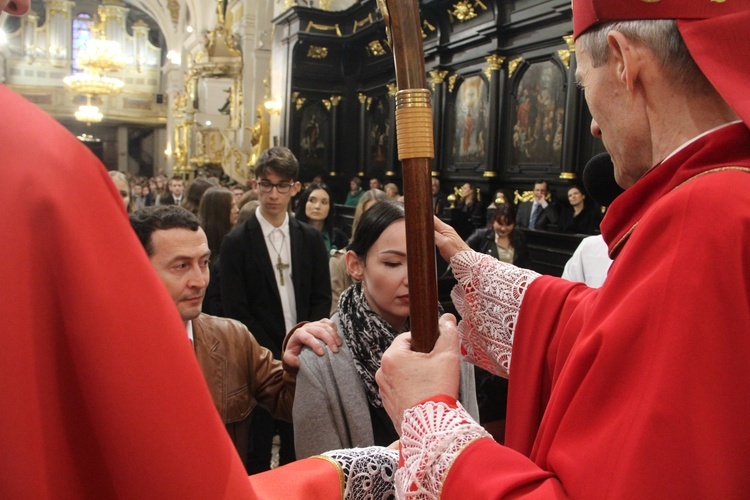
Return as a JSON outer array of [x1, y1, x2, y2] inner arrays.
[[559, 185, 601, 234]]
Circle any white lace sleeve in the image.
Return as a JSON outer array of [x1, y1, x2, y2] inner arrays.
[[396, 400, 491, 499], [451, 251, 540, 377], [322, 446, 399, 499]]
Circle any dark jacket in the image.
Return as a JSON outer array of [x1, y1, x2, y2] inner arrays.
[[219, 214, 331, 358], [193, 313, 294, 471], [466, 227, 531, 268], [560, 203, 601, 235], [516, 201, 559, 230]]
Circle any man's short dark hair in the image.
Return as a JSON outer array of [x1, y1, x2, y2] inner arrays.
[[130, 205, 200, 256], [254, 146, 299, 180]]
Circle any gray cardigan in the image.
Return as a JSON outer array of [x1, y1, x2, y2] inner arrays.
[[293, 314, 479, 458]]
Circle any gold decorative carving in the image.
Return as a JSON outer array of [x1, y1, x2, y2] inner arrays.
[[295, 97, 306, 110], [330, 95, 342, 107], [322, 99, 332, 111], [482, 170, 497, 178], [167, 0, 179, 26], [353, 13, 374, 33], [422, 19, 436, 39], [368, 40, 387, 57], [446, 193, 456, 208], [448, 74, 459, 93], [558, 49, 572, 69], [358, 93, 367, 104], [448, 0, 487, 22], [366, 97, 373, 110], [559, 172, 577, 180], [307, 46, 329, 59], [319, 0, 332, 10], [508, 57, 523, 78], [563, 34, 575, 52], [387, 83, 398, 97], [246, 105, 269, 168], [305, 21, 342, 37], [429, 69, 449, 91], [450, 1, 477, 21], [486, 54, 505, 70], [514, 190, 534, 204]]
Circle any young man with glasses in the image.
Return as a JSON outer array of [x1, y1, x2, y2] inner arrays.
[[220, 146, 331, 473]]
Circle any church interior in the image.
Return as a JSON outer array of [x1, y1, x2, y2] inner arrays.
[[1, 0, 606, 274]]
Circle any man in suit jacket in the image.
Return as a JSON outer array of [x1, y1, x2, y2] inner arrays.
[[130, 205, 341, 473], [516, 179, 559, 230], [159, 177, 185, 205], [220, 146, 331, 473]]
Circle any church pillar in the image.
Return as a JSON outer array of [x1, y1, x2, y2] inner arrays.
[[117, 126, 129, 173], [329, 95, 341, 177], [357, 92, 368, 177], [429, 69, 448, 175], [484, 54, 505, 179], [45, 0, 73, 67], [559, 35, 578, 181]]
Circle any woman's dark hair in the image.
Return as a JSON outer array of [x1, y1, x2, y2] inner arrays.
[[348, 200, 405, 259], [198, 187, 235, 266], [490, 203, 516, 228], [295, 183, 336, 235], [182, 178, 215, 215]]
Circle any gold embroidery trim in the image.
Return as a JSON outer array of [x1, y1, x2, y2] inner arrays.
[[311, 455, 345, 499]]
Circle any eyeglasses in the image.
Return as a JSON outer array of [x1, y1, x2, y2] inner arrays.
[[257, 180, 294, 194]]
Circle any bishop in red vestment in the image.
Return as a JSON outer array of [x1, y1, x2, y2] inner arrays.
[[377, 1, 750, 498]]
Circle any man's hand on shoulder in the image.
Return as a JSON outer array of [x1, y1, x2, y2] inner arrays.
[[282, 319, 342, 372]]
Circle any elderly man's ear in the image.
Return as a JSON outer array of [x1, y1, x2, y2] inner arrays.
[[607, 30, 645, 93]]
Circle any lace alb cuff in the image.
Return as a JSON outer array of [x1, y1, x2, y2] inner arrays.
[[396, 400, 491, 499], [450, 251, 540, 377], [322, 446, 399, 499]]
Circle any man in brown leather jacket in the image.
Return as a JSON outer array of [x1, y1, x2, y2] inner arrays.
[[130, 205, 340, 472]]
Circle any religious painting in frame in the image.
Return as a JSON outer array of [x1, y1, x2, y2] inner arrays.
[[450, 74, 490, 169], [510, 60, 566, 168], [297, 100, 330, 171], [366, 94, 391, 170]]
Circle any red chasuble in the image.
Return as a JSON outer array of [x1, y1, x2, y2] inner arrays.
[[443, 123, 750, 497], [0, 85, 343, 498]]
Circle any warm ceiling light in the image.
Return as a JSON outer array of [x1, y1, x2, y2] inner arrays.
[[63, 72, 124, 95], [75, 104, 103, 124]]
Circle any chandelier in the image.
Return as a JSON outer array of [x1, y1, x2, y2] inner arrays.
[[64, 70, 124, 96], [64, 16, 126, 124], [77, 38, 127, 74], [75, 96, 103, 125]]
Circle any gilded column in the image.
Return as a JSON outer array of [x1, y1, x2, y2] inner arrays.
[[357, 92, 368, 177], [483, 54, 505, 178], [385, 83, 397, 177], [329, 95, 341, 176], [559, 35, 578, 180]]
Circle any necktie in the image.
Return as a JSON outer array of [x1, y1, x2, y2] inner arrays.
[[529, 203, 539, 230]]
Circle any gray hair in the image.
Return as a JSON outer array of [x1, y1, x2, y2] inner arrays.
[[577, 19, 711, 93]]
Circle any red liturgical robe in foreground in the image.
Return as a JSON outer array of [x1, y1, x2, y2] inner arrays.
[[398, 123, 750, 498], [0, 85, 387, 498]]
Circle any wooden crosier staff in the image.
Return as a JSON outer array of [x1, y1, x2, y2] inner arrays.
[[377, 0, 438, 353]]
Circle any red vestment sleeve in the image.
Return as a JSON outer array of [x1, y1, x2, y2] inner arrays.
[[443, 438, 567, 498]]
